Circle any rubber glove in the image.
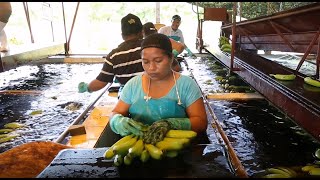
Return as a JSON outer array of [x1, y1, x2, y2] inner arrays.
[[164, 118, 191, 130], [172, 49, 179, 58], [185, 47, 193, 57], [78, 82, 90, 93], [110, 114, 148, 137], [143, 118, 191, 144]]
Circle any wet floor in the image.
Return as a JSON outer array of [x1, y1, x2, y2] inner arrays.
[[0, 55, 320, 177]]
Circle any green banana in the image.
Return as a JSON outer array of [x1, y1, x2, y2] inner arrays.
[[0, 135, 18, 143], [270, 74, 296, 81], [262, 173, 291, 178], [104, 147, 115, 159], [0, 134, 8, 139], [155, 139, 184, 151], [165, 150, 179, 158], [221, 44, 231, 50], [309, 168, 320, 175], [124, 154, 133, 165], [145, 144, 163, 160], [266, 168, 291, 177], [303, 84, 320, 92], [304, 77, 320, 88], [222, 47, 231, 53], [103, 134, 134, 159], [163, 137, 190, 147], [166, 130, 197, 139], [113, 154, 123, 166], [140, 149, 150, 163], [302, 165, 318, 172], [113, 136, 138, 156], [128, 138, 144, 157], [0, 129, 13, 134], [277, 167, 297, 177]]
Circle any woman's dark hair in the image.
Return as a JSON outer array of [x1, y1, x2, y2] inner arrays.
[[141, 33, 173, 57]]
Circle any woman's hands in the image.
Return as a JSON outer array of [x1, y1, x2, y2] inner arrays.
[[143, 118, 191, 144], [110, 114, 148, 137]]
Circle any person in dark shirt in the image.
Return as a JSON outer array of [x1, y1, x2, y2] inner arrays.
[[78, 13, 144, 93]]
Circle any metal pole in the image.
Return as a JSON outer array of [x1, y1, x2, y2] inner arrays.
[[23, 2, 35, 43], [66, 2, 80, 55], [156, 2, 160, 23], [230, 2, 237, 72], [61, 2, 68, 55]]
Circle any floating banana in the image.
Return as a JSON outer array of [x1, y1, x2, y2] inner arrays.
[[304, 77, 320, 88], [270, 74, 296, 81], [303, 84, 320, 92]]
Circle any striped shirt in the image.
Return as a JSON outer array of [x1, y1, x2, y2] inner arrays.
[[96, 38, 144, 85]]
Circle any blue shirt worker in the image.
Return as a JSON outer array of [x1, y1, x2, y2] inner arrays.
[[108, 33, 208, 144]]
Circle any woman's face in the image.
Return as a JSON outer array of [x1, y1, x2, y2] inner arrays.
[[141, 47, 172, 80]]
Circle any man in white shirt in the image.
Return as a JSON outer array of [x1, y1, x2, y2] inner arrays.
[[158, 15, 194, 57]]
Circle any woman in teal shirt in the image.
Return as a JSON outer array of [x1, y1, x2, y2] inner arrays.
[[109, 33, 207, 142]]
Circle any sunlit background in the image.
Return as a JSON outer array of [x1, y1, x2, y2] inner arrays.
[[5, 2, 222, 55]]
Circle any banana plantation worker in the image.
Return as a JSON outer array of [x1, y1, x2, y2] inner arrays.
[[0, 2, 12, 52], [78, 13, 144, 93], [158, 15, 194, 57], [143, 22, 183, 72], [109, 33, 208, 143]]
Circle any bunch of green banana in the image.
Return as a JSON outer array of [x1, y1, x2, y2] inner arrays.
[[270, 74, 296, 81], [219, 36, 229, 48], [304, 77, 320, 88], [262, 166, 297, 178], [103, 130, 197, 166], [219, 36, 231, 53]]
